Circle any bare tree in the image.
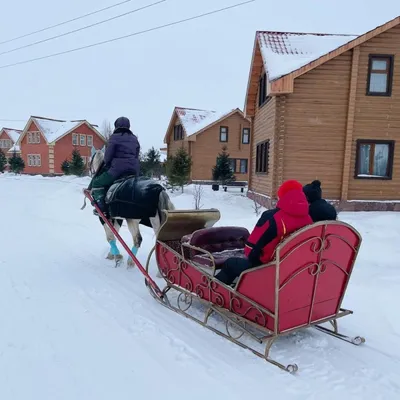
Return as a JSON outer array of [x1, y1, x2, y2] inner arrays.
[[252, 197, 262, 216], [101, 119, 113, 142], [193, 184, 204, 210]]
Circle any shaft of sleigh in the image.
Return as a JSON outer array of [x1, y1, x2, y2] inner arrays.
[[83, 189, 163, 298]]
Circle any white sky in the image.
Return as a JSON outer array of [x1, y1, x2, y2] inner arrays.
[[0, 0, 399, 151]]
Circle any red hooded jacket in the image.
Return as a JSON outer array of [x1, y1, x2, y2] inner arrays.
[[244, 189, 313, 265]]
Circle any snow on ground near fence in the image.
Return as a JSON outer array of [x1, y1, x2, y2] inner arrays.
[[1, 173, 400, 400]]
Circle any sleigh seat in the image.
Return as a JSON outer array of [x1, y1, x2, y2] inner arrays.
[[181, 226, 249, 269]]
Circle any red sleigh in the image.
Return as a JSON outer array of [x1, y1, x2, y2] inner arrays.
[[146, 209, 365, 373]]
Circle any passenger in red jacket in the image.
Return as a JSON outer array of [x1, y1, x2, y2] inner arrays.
[[215, 180, 313, 286]]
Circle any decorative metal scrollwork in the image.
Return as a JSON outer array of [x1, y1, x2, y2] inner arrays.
[[309, 261, 328, 276], [177, 292, 193, 312], [230, 296, 267, 327], [310, 237, 331, 254]]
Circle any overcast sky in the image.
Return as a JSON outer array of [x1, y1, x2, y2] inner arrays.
[[0, 0, 399, 151]]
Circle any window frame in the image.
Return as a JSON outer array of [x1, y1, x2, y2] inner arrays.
[[219, 126, 228, 142], [72, 133, 79, 146], [87, 135, 93, 147], [228, 158, 236, 173], [239, 158, 248, 174], [80, 134, 86, 146], [354, 139, 395, 180], [173, 124, 184, 141], [242, 128, 250, 144], [366, 54, 394, 97], [255, 140, 269, 174]]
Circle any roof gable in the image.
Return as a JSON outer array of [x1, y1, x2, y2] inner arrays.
[[18, 116, 105, 145], [0, 128, 22, 143], [244, 15, 400, 117]]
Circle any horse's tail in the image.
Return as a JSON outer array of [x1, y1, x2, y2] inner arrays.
[[157, 189, 175, 226]]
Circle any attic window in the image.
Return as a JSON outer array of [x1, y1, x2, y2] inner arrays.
[[258, 72, 268, 106], [367, 55, 394, 96], [174, 124, 183, 141], [220, 126, 228, 142]]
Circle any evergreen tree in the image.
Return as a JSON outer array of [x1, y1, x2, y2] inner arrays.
[[8, 151, 25, 174], [61, 159, 71, 175], [166, 147, 192, 192], [139, 151, 150, 177], [212, 146, 236, 184], [0, 149, 7, 173], [143, 147, 162, 178], [69, 148, 86, 176]]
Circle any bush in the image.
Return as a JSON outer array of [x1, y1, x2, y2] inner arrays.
[[8, 152, 25, 174], [0, 149, 7, 173], [69, 148, 86, 176], [61, 159, 71, 175]]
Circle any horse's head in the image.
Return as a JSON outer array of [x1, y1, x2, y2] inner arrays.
[[89, 145, 106, 177]]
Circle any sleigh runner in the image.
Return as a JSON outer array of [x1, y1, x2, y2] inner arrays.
[[84, 189, 365, 373]]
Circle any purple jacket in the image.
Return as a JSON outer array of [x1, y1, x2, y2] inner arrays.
[[104, 127, 140, 179]]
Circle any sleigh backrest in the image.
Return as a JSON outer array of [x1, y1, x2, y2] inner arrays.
[[235, 221, 361, 334]]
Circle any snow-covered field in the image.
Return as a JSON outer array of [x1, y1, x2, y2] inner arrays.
[[1, 173, 400, 400]]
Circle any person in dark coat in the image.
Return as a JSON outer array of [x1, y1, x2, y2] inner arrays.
[[215, 180, 313, 286], [89, 116, 140, 215], [302, 180, 337, 222]]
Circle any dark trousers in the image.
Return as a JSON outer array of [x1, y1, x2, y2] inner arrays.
[[215, 257, 253, 285]]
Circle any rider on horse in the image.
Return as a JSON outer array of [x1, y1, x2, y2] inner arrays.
[[88, 116, 140, 216]]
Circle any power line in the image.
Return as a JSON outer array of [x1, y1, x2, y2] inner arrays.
[[0, 0, 255, 70], [0, 0, 137, 46], [0, 0, 166, 57]]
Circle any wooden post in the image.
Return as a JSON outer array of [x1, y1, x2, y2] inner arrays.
[[341, 47, 360, 201]]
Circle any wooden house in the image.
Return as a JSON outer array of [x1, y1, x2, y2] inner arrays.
[[244, 16, 400, 211], [163, 107, 251, 182], [17, 116, 106, 175]]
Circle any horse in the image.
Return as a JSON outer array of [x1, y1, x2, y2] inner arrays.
[[87, 146, 175, 270]]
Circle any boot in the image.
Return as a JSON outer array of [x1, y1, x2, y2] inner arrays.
[[92, 189, 109, 218]]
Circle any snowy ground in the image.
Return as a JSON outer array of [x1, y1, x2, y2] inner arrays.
[[1, 173, 400, 400]]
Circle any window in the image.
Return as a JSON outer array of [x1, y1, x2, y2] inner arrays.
[[28, 154, 41, 167], [258, 72, 269, 106], [367, 55, 394, 96], [220, 126, 228, 142], [28, 132, 40, 143], [256, 141, 269, 173], [355, 140, 394, 179], [87, 135, 93, 147], [28, 133, 32, 143], [229, 158, 236, 172], [173, 124, 183, 141], [242, 128, 250, 144], [72, 134, 78, 146], [0, 139, 12, 148], [80, 134, 86, 146], [239, 159, 248, 174]]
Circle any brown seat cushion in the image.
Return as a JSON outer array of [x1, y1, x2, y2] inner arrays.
[[182, 226, 250, 268]]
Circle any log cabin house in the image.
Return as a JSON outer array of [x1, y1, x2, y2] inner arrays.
[[163, 107, 251, 181], [244, 16, 400, 211]]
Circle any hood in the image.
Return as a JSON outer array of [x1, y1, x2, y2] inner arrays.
[[276, 189, 310, 217], [303, 180, 322, 203]]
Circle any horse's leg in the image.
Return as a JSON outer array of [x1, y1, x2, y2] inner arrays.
[[102, 217, 123, 263], [126, 219, 142, 268]]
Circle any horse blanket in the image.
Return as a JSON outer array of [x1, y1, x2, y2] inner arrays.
[[105, 177, 164, 227]]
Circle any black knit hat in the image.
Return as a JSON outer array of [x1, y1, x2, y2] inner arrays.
[[114, 116, 130, 130], [303, 180, 322, 203]]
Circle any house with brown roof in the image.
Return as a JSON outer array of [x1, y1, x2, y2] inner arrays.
[[17, 116, 106, 175], [163, 107, 251, 181], [0, 128, 22, 157], [244, 16, 400, 211]]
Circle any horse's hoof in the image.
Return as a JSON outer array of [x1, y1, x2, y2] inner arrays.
[[106, 253, 114, 260], [127, 257, 136, 268]]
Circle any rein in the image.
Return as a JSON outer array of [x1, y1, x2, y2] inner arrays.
[[81, 153, 105, 210]]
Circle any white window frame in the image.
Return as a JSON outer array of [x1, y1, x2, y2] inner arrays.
[[28, 154, 41, 167], [28, 132, 32, 144], [35, 132, 41, 144], [87, 135, 93, 147], [36, 155, 41, 167], [80, 134, 86, 146], [72, 134, 78, 146]]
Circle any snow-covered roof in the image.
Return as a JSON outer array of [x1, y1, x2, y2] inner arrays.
[[7, 144, 20, 153], [3, 128, 22, 143], [31, 117, 83, 144], [257, 32, 358, 80], [176, 107, 236, 137]]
